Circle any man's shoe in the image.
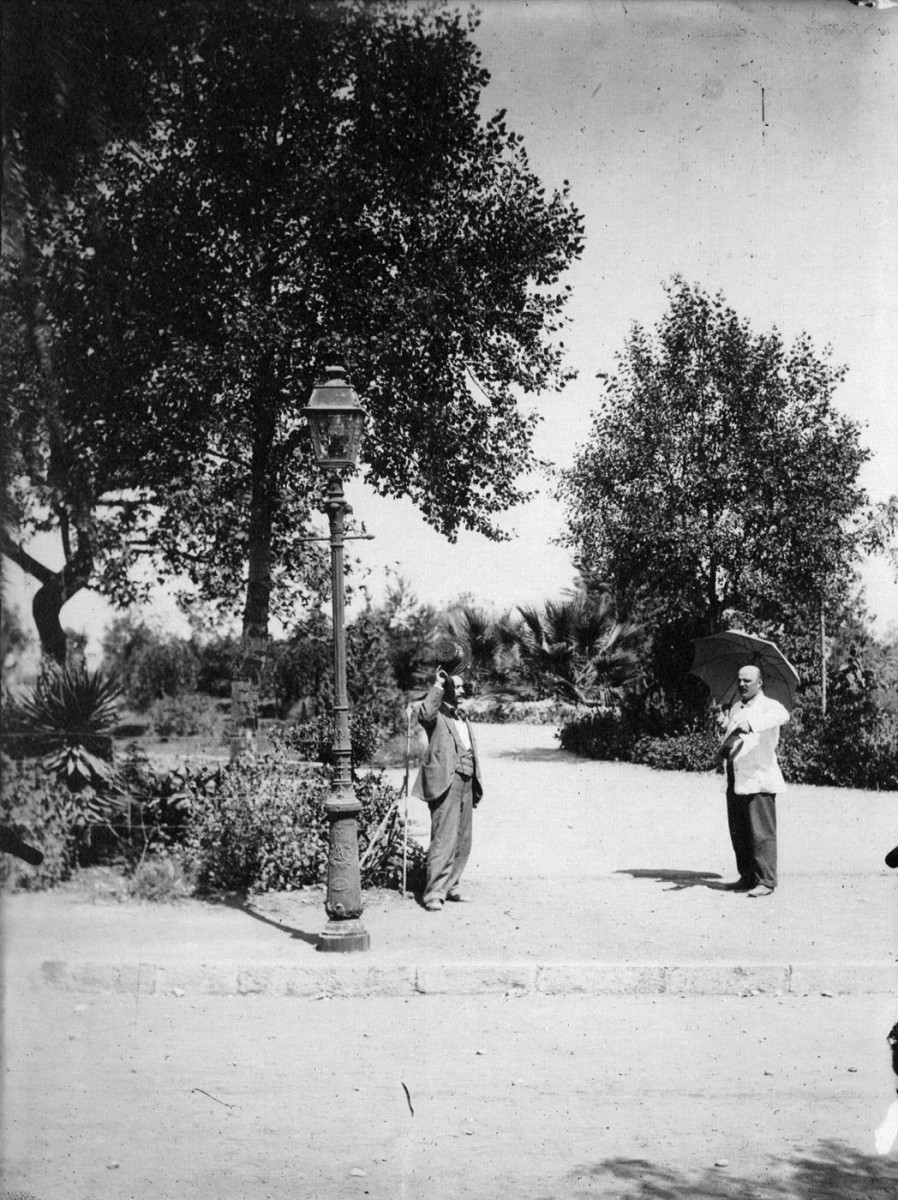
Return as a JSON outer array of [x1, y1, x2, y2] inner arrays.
[[720, 878, 754, 892], [746, 885, 774, 898], [446, 891, 468, 902], [424, 898, 443, 912]]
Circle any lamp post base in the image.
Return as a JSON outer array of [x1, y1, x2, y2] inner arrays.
[[315, 919, 371, 953]]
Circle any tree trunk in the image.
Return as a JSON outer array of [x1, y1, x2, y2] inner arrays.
[[1, 530, 93, 665], [229, 428, 276, 759]]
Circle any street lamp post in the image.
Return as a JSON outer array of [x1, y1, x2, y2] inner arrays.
[[303, 365, 371, 953]]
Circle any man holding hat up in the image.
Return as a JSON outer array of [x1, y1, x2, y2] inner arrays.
[[413, 640, 483, 912]]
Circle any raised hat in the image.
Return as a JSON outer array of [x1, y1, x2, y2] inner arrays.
[[433, 637, 471, 675]]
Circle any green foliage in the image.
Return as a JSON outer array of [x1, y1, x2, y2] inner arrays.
[[126, 851, 194, 902], [114, 743, 198, 857], [345, 609, 406, 731], [557, 708, 639, 762], [630, 731, 719, 773], [355, 771, 427, 894], [129, 639, 199, 709], [505, 592, 644, 707], [270, 711, 384, 771], [4, 0, 583, 664], [0, 760, 80, 890], [19, 662, 122, 738], [559, 644, 898, 790], [273, 609, 404, 733], [781, 654, 898, 791], [269, 615, 333, 718], [376, 575, 439, 691], [179, 750, 325, 894], [443, 604, 513, 692], [101, 615, 200, 709], [192, 633, 242, 698], [180, 745, 418, 895], [16, 663, 122, 796], [559, 278, 881, 709]]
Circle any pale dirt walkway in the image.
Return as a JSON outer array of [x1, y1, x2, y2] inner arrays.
[[2, 724, 897, 1199], [2, 990, 897, 1200], [3, 723, 895, 981]]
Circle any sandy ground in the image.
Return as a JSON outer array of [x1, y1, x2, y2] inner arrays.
[[3, 991, 898, 1200], [2, 722, 896, 1198]]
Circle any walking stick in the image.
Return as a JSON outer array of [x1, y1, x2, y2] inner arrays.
[[402, 703, 412, 896]]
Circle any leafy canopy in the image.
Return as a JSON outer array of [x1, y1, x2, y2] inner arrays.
[[558, 279, 873, 651], [53, 0, 584, 627]]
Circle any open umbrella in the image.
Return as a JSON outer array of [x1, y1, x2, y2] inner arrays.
[[689, 629, 800, 712]]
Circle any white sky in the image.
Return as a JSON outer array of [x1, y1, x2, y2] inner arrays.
[[346, 0, 898, 628], [6, 0, 897, 653]]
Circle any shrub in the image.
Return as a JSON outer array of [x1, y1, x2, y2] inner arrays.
[[128, 638, 199, 709], [0, 760, 79, 890], [271, 710, 384, 769], [557, 707, 638, 761], [126, 850, 194, 901], [630, 730, 719, 773], [193, 634, 242, 698], [114, 744, 205, 859], [181, 749, 330, 893], [180, 746, 423, 894]]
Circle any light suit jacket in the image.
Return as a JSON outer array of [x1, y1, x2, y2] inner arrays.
[[723, 691, 790, 795], [412, 684, 483, 804]]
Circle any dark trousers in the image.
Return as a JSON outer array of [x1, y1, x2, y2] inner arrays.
[[726, 786, 778, 889], [424, 769, 474, 903]]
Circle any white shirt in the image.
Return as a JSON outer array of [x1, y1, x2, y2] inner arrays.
[[452, 713, 472, 752], [724, 691, 790, 795]]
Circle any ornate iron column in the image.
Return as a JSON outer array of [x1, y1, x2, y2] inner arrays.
[[302, 365, 371, 954], [316, 470, 370, 952]]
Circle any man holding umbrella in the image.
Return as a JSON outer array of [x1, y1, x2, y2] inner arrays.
[[717, 665, 790, 897], [691, 632, 798, 899]]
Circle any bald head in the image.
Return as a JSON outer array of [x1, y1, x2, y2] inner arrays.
[[737, 664, 763, 701]]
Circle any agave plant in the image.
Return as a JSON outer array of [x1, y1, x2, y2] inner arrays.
[[18, 664, 123, 793]]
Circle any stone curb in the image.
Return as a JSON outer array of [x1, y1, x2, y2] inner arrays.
[[24, 959, 897, 998]]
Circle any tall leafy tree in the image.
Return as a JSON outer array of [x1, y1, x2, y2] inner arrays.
[[1, 0, 176, 662], [558, 279, 883, 696], [49, 0, 584, 740]]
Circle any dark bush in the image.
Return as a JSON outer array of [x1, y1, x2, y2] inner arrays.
[[126, 851, 194, 901], [0, 760, 80, 890], [114, 744, 208, 860], [630, 729, 719, 773], [180, 745, 423, 894], [128, 638, 199, 709], [557, 708, 638, 761], [270, 709, 385, 769], [193, 635, 242, 698]]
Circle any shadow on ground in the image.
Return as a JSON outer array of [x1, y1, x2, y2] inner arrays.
[[493, 745, 579, 762], [551, 1140, 897, 1199], [616, 868, 722, 891], [219, 895, 319, 946]]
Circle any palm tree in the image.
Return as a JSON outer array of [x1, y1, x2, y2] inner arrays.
[[506, 593, 644, 707], [443, 604, 513, 691]]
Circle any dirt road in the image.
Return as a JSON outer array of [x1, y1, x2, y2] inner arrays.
[[3, 990, 897, 1200]]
